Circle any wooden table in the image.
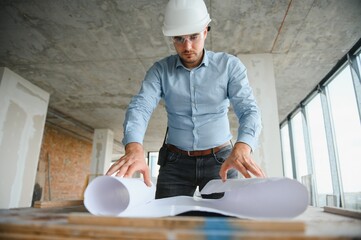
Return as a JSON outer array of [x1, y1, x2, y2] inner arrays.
[[0, 204, 360, 239]]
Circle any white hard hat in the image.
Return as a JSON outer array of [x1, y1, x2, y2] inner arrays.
[[162, 0, 211, 36]]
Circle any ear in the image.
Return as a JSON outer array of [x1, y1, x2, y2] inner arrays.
[[204, 28, 208, 39]]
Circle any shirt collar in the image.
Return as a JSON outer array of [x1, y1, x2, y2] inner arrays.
[[176, 49, 209, 69]]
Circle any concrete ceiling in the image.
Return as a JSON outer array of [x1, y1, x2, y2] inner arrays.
[[1, 0, 361, 154]]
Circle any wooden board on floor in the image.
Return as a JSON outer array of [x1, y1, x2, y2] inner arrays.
[[324, 206, 361, 219], [33, 199, 83, 208]]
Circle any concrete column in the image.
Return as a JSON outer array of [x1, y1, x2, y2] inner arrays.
[[0, 67, 49, 208], [90, 129, 114, 177], [237, 54, 283, 177]]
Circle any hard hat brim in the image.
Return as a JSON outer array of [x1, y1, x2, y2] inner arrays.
[[163, 19, 211, 37]]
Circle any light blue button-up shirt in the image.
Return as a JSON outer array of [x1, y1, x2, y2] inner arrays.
[[123, 50, 261, 151]]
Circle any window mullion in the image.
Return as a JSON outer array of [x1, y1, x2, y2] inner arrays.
[[347, 53, 361, 123], [319, 88, 344, 207], [287, 118, 298, 180], [301, 107, 318, 206]]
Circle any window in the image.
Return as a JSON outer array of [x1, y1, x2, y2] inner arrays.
[[280, 40, 361, 210], [290, 112, 308, 181], [327, 65, 361, 209], [305, 94, 333, 206], [148, 151, 160, 179], [280, 124, 293, 178]]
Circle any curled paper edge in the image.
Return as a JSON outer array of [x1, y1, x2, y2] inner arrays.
[[84, 176, 308, 219]]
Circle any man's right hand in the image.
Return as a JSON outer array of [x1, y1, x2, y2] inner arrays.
[[106, 142, 152, 187]]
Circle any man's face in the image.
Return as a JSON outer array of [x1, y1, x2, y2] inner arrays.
[[172, 29, 207, 69]]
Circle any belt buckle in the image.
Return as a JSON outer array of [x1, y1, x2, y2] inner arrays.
[[187, 151, 195, 157]]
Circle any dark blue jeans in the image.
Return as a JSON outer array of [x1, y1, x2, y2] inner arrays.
[[155, 145, 237, 199]]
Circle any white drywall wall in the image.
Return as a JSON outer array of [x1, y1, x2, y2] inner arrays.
[[0, 67, 49, 208]]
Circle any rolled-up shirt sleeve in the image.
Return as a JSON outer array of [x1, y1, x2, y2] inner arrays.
[[227, 57, 262, 151], [122, 63, 162, 146]]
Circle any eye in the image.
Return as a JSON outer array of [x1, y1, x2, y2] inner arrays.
[[190, 34, 199, 41], [173, 36, 183, 43]]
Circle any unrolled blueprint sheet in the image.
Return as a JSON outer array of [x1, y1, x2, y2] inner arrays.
[[84, 176, 308, 219]]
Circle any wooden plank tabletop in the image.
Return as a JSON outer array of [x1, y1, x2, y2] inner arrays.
[[0, 205, 360, 239]]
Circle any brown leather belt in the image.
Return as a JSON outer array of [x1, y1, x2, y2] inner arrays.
[[167, 142, 230, 157]]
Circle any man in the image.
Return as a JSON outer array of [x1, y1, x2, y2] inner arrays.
[[106, 0, 265, 199]]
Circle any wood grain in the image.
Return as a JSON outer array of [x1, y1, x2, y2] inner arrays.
[[68, 213, 305, 232], [33, 200, 83, 208]]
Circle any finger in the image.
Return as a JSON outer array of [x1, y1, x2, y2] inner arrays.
[[246, 164, 262, 177], [115, 163, 129, 177], [233, 160, 252, 178], [106, 156, 127, 176], [124, 164, 152, 187], [247, 160, 265, 178], [257, 167, 266, 178], [141, 167, 152, 187], [239, 155, 264, 178], [105, 165, 116, 176], [106, 162, 122, 176], [252, 163, 266, 177], [219, 162, 230, 182], [123, 162, 138, 178]]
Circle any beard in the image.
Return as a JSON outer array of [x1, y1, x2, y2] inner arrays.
[[179, 50, 202, 68]]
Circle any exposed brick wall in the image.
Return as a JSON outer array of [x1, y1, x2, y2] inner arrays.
[[34, 124, 92, 201]]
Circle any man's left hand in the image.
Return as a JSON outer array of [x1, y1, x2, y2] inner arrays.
[[219, 142, 266, 181]]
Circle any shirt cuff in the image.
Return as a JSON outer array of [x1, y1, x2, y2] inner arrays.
[[236, 133, 258, 152], [122, 134, 143, 146]]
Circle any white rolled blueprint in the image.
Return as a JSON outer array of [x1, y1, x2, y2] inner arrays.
[[84, 176, 308, 219]]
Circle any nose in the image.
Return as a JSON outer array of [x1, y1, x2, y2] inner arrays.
[[183, 39, 192, 49]]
